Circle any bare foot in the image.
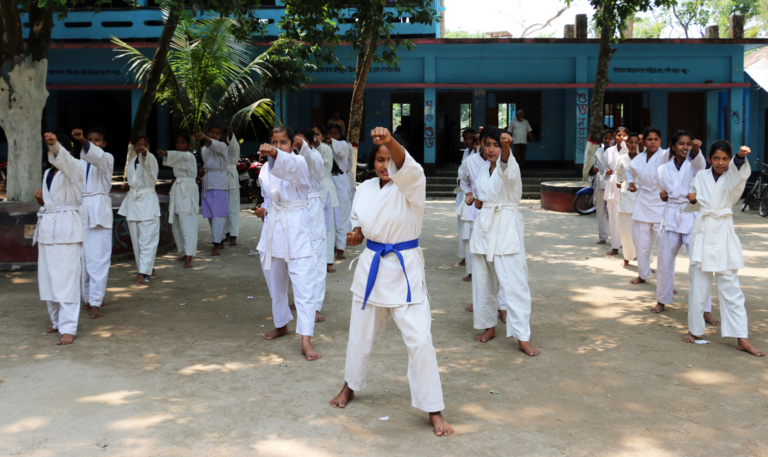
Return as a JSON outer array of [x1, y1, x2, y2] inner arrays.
[[463, 274, 472, 282], [90, 307, 103, 319], [135, 274, 148, 285], [621, 259, 629, 266], [429, 412, 454, 437], [315, 311, 325, 322], [330, 382, 355, 408], [47, 327, 57, 334], [177, 255, 186, 262], [457, 258, 465, 267], [629, 276, 645, 285], [682, 331, 697, 343], [475, 327, 495, 343], [737, 338, 765, 356], [519, 340, 540, 356], [597, 240, 607, 245], [301, 336, 321, 361], [152, 268, 156, 276], [673, 289, 678, 295], [704, 312, 720, 326], [211, 245, 221, 256], [183, 256, 193, 269], [289, 303, 296, 310], [327, 264, 336, 273], [465, 304, 473, 312], [264, 325, 289, 340], [229, 239, 237, 246], [336, 249, 346, 260], [499, 310, 507, 324], [651, 302, 665, 314], [606, 249, 619, 256], [82, 303, 92, 310], [57, 334, 75, 345]]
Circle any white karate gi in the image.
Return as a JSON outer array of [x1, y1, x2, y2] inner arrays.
[[36, 143, 84, 336], [297, 140, 327, 313], [470, 154, 531, 341], [331, 139, 353, 250], [163, 150, 200, 257], [347, 143, 357, 201], [345, 149, 444, 413], [224, 134, 241, 238], [456, 147, 472, 259], [318, 142, 340, 263], [603, 145, 622, 250], [80, 142, 114, 309], [201, 139, 229, 243], [118, 145, 161, 276], [688, 157, 752, 338], [615, 151, 637, 262], [594, 146, 609, 242], [656, 152, 711, 310], [627, 148, 674, 279], [257, 150, 317, 337]]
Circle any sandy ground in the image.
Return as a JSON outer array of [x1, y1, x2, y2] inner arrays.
[[1, 199, 768, 456]]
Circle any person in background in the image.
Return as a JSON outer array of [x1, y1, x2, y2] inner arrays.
[[506, 109, 534, 173], [327, 110, 346, 134]]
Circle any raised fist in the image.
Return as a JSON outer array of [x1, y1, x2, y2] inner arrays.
[[500, 132, 513, 146], [156, 149, 168, 157], [71, 129, 84, 142], [259, 143, 278, 157], [370, 127, 391, 145], [195, 132, 206, 141], [43, 132, 57, 146], [738, 146, 751, 158]]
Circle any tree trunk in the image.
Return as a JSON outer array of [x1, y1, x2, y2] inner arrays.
[[582, 22, 617, 181], [347, 35, 376, 178], [129, 4, 183, 141], [0, 1, 52, 201]]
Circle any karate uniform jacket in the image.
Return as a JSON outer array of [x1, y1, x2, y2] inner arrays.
[[627, 148, 674, 224], [296, 140, 326, 241], [330, 139, 351, 202], [80, 142, 114, 229], [615, 151, 638, 214], [603, 145, 621, 202], [35, 143, 85, 246], [201, 139, 229, 194], [317, 142, 339, 208], [225, 134, 241, 192], [118, 145, 160, 222], [458, 150, 486, 223], [163, 150, 200, 221], [657, 152, 706, 235]]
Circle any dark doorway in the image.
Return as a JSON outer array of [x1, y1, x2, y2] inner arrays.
[[311, 92, 365, 145], [436, 92, 472, 166], [667, 92, 705, 143], [390, 92, 424, 163], [603, 92, 647, 134]]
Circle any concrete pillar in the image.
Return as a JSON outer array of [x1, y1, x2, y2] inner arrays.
[[706, 91, 720, 147], [45, 90, 58, 132], [575, 15, 588, 38], [424, 88, 437, 171], [473, 89, 486, 128], [729, 14, 744, 39], [575, 88, 588, 164], [728, 88, 743, 147], [705, 25, 719, 39], [131, 89, 143, 123], [564, 24, 575, 38]]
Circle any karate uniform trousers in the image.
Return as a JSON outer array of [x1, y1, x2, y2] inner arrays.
[[689, 267, 747, 338], [473, 251, 530, 340], [310, 194, 327, 312], [83, 226, 111, 307], [39, 243, 82, 336], [607, 200, 621, 250], [595, 189, 609, 242], [129, 218, 160, 276], [345, 296, 445, 413], [225, 168, 240, 238], [657, 230, 711, 311], [618, 212, 636, 262], [173, 213, 198, 256], [457, 215, 465, 258], [632, 221, 658, 280], [460, 220, 473, 275], [260, 254, 316, 336], [325, 195, 337, 263]]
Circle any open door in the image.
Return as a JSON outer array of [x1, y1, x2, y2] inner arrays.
[[390, 92, 424, 163], [436, 92, 473, 166], [667, 92, 705, 142]]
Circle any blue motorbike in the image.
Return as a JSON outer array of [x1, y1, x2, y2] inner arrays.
[[572, 177, 597, 215]]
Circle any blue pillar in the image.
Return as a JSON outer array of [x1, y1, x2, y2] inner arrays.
[[743, 85, 751, 147], [45, 90, 58, 132], [424, 88, 437, 167], [575, 88, 588, 165], [729, 88, 743, 147], [473, 89, 486, 128], [706, 91, 720, 148], [131, 89, 142, 124]]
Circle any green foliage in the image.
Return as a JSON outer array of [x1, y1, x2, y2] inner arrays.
[[571, 0, 679, 38], [633, 11, 670, 36], [113, 17, 275, 136], [631, 0, 763, 38], [444, 29, 487, 38]]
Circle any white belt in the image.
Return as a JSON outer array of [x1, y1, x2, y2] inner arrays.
[[129, 187, 155, 200], [83, 191, 109, 198], [263, 192, 308, 270], [168, 177, 196, 222], [203, 167, 226, 198], [660, 198, 688, 232], [308, 192, 321, 199], [33, 205, 81, 245], [698, 208, 733, 234], [479, 203, 519, 260], [226, 164, 239, 188]]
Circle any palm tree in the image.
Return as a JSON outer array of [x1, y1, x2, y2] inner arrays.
[[112, 16, 275, 140]]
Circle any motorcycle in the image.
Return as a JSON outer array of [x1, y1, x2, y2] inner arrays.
[[246, 156, 265, 205], [572, 177, 597, 215], [236, 158, 257, 203]]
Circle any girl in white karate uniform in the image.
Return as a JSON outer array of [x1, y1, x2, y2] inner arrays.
[[684, 142, 764, 357], [328, 123, 353, 260], [295, 128, 328, 323], [223, 126, 241, 246], [35, 133, 84, 345], [470, 128, 538, 356], [197, 127, 230, 256], [627, 126, 674, 285], [255, 127, 320, 361], [592, 129, 614, 245], [654, 131, 715, 322], [455, 128, 476, 274], [603, 127, 628, 256], [118, 136, 161, 285], [313, 124, 340, 273], [73, 127, 114, 319], [157, 133, 200, 269], [614, 133, 639, 266], [329, 127, 453, 437]]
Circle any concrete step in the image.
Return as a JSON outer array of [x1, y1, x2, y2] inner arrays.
[[427, 191, 542, 200]]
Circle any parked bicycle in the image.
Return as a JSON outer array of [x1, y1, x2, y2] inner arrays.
[[741, 159, 768, 217]]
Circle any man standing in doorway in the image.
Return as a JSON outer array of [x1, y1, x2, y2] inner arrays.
[[507, 109, 534, 173]]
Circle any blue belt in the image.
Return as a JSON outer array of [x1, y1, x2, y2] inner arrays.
[[363, 238, 419, 309]]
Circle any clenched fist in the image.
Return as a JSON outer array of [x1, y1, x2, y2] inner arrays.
[[71, 129, 86, 144], [371, 127, 391, 145], [347, 227, 364, 246], [43, 132, 57, 146]]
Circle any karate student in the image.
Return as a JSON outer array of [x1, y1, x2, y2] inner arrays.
[[255, 127, 320, 361], [470, 128, 538, 356], [223, 126, 240, 246], [156, 133, 200, 269], [118, 136, 161, 285], [684, 142, 764, 357], [328, 123, 353, 260], [615, 133, 639, 266], [627, 126, 673, 285], [35, 133, 85, 345], [329, 127, 453, 437], [456, 128, 476, 268], [603, 127, 628, 256], [295, 128, 327, 323], [313, 124, 340, 273], [654, 131, 715, 322], [197, 127, 229, 256], [591, 129, 614, 245], [72, 128, 114, 319]]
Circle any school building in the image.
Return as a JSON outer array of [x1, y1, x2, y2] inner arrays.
[[6, 1, 768, 175]]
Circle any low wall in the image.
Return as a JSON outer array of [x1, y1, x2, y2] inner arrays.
[[540, 181, 589, 213]]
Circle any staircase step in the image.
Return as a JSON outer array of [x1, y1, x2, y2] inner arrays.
[[427, 192, 542, 200]]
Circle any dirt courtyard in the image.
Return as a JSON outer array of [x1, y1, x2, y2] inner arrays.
[[1, 199, 767, 456]]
